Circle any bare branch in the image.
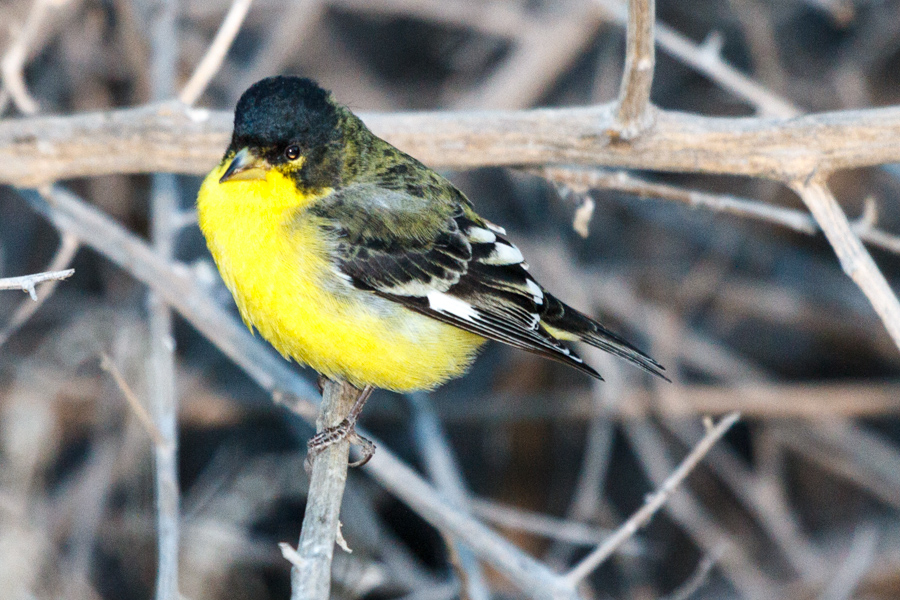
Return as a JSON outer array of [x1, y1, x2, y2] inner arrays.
[[613, 0, 656, 137], [408, 393, 489, 600], [791, 178, 900, 351], [820, 525, 878, 600], [372, 381, 900, 423], [3, 103, 900, 185], [595, 0, 800, 116], [179, 0, 254, 105], [536, 165, 817, 234], [99, 352, 167, 447], [0, 232, 78, 347], [148, 1, 181, 597], [564, 412, 740, 584], [536, 166, 900, 256], [289, 379, 358, 600], [0, 268, 74, 300], [451, 4, 604, 109], [469, 498, 638, 551], [0, 0, 64, 115]]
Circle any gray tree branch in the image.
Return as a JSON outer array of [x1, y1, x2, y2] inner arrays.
[[2, 102, 900, 186]]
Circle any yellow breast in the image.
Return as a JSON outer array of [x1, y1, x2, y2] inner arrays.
[[196, 164, 485, 391]]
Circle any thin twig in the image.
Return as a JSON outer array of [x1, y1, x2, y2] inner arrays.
[[534, 166, 817, 234], [99, 352, 167, 447], [791, 178, 900, 351], [0, 268, 74, 300], [408, 393, 489, 600], [564, 412, 740, 585], [614, 0, 656, 137], [535, 166, 900, 256], [178, 0, 254, 105], [819, 525, 878, 600], [0, 233, 78, 347], [594, 0, 800, 116], [289, 379, 359, 600], [661, 550, 722, 600], [0, 0, 63, 114], [451, 3, 604, 109], [469, 498, 638, 551]]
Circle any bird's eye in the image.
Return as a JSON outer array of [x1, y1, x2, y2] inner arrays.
[[284, 145, 301, 160]]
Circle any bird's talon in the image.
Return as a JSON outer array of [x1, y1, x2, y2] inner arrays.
[[347, 432, 376, 468], [304, 416, 374, 471]]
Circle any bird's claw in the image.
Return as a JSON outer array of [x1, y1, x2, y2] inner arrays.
[[304, 417, 376, 473]]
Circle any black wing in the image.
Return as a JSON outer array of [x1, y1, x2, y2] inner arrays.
[[312, 182, 664, 380]]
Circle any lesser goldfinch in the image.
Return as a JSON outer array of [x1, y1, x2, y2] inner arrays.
[[197, 76, 665, 462]]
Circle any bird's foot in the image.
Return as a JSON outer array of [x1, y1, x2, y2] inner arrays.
[[304, 384, 375, 473]]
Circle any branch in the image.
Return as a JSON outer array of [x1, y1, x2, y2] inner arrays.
[[536, 165, 817, 233], [595, 0, 800, 116], [288, 379, 358, 600], [564, 412, 740, 585], [4, 103, 900, 185], [148, 0, 181, 598], [0, 268, 74, 300], [0, 0, 60, 115], [99, 352, 167, 447], [408, 393, 489, 600], [790, 178, 900, 351], [0, 232, 78, 347], [535, 166, 900, 255], [178, 0, 254, 105], [614, 0, 656, 137]]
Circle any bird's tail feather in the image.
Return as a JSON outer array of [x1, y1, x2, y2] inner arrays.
[[541, 295, 669, 381]]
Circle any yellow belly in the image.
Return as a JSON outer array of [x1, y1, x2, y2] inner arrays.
[[197, 165, 485, 392]]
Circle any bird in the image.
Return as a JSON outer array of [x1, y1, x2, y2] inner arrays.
[[197, 76, 666, 465]]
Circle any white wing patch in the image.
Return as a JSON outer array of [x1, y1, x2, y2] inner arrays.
[[483, 242, 525, 265], [385, 279, 449, 296], [467, 227, 497, 243], [426, 290, 478, 321], [526, 279, 544, 304], [484, 221, 507, 235]]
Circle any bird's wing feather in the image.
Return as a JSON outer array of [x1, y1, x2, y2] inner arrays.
[[310, 182, 601, 378]]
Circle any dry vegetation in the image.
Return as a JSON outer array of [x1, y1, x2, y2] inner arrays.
[[2, 0, 900, 599]]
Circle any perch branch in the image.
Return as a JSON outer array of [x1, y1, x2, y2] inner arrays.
[[289, 379, 358, 600], [564, 412, 740, 584], [614, 0, 656, 137]]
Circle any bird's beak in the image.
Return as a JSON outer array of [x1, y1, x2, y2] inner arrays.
[[219, 147, 269, 183]]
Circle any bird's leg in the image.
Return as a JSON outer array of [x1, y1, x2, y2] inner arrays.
[[305, 384, 376, 472]]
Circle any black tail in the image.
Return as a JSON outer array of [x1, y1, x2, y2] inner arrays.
[[541, 294, 669, 381]]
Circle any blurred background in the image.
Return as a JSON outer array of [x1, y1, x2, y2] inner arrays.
[[2, 0, 900, 598]]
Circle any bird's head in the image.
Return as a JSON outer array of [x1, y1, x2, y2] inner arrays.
[[218, 76, 360, 195]]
